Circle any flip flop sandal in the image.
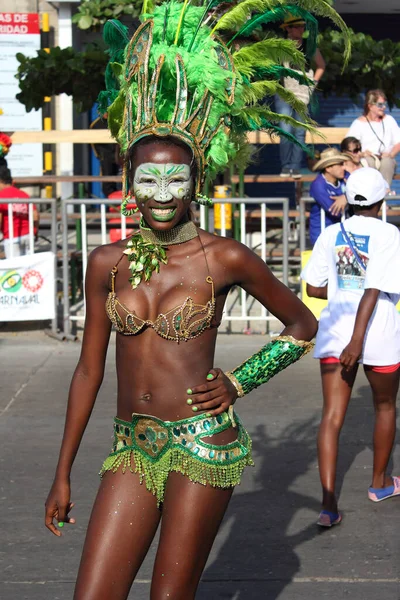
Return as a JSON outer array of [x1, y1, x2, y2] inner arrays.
[[368, 476, 400, 502], [317, 510, 342, 527]]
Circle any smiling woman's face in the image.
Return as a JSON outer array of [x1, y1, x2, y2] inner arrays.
[[130, 139, 194, 229]]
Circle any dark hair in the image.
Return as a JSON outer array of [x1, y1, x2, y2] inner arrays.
[[363, 89, 387, 115], [348, 195, 383, 216], [0, 164, 12, 185], [340, 137, 360, 152]]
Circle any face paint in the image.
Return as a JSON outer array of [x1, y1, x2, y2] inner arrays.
[[133, 163, 193, 204]]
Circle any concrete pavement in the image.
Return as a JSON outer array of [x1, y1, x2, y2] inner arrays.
[[0, 331, 399, 599]]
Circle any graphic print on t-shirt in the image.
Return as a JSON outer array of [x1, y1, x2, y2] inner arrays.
[[335, 230, 370, 290]]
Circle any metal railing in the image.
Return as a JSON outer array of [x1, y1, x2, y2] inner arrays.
[[61, 198, 125, 336], [61, 197, 290, 335], [0, 198, 58, 335]]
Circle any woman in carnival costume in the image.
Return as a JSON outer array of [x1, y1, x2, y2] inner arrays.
[[45, 1, 349, 598]]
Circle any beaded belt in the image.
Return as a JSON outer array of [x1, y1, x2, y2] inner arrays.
[[111, 411, 248, 463], [100, 410, 253, 505]]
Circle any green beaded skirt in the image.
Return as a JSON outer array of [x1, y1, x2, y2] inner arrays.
[[100, 410, 253, 506]]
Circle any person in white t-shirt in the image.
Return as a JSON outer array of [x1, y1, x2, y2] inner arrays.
[[347, 89, 400, 186], [301, 167, 400, 527]]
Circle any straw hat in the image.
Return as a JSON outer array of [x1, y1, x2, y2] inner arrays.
[[280, 14, 306, 29], [312, 148, 349, 172]]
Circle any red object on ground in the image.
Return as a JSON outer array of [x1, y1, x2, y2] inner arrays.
[[107, 191, 138, 242], [0, 186, 37, 238]]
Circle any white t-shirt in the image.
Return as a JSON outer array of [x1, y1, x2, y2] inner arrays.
[[347, 115, 400, 155], [301, 215, 400, 365]]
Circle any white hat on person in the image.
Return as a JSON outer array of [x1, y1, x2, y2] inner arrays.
[[346, 167, 388, 206]]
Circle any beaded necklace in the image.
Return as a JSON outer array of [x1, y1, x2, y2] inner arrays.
[[124, 220, 199, 289]]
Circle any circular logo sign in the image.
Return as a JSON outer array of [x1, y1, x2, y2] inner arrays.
[[0, 270, 22, 293], [22, 269, 44, 293]]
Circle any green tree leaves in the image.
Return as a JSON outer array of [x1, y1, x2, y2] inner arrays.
[[71, 0, 142, 30], [318, 27, 400, 108], [15, 45, 108, 112]]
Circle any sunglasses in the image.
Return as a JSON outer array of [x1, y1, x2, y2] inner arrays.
[[349, 147, 361, 153], [372, 102, 387, 108], [286, 24, 304, 29]]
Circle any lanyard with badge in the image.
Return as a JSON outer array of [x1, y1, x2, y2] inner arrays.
[[366, 117, 385, 155], [340, 223, 367, 272]]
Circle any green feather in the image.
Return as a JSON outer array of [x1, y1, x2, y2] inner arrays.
[[211, 0, 267, 35], [99, 20, 129, 115], [162, 1, 170, 41], [188, 0, 233, 51], [97, 1, 343, 185], [243, 80, 312, 121], [265, 122, 314, 156], [255, 65, 313, 87], [233, 38, 306, 77], [103, 19, 129, 49], [142, 0, 156, 16], [295, 0, 351, 65], [235, 106, 318, 135], [229, 4, 318, 60], [174, 0, 191, 45]]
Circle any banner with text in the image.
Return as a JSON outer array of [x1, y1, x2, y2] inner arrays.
[[0, 252, 55, 321], [0, 12, 43, 177]]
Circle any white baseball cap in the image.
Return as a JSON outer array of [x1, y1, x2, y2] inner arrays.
[[346, 167, 388, 206]]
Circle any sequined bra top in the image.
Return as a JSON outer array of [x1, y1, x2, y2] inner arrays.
[[105, 245, 217, 342]]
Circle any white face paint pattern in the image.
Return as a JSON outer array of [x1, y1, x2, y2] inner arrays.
[[133, 163, 193, 204]]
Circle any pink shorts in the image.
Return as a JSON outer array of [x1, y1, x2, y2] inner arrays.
[[320, 357, 400, 373]]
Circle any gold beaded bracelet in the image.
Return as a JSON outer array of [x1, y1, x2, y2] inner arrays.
[[224, 371, 245, 398]]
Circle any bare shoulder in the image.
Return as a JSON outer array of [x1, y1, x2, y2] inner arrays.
[[198, 229, 256, 270], [87, 238, 127, 283]]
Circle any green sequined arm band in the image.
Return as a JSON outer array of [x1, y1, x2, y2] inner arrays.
[[225, 335, 314, 398]]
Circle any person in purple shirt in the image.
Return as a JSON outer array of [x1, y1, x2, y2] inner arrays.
[[309, 148, 349, 245]]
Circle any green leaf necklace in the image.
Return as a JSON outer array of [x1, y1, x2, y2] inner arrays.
[[124, 219, 198, 289]]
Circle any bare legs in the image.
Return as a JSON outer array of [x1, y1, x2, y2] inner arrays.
[[74, 468, 162, 600], [73, 469, 233, 600], [74, 426, 239, 599], [150, 473, 233, 599], [364, 367, 400, 489], [318, 362, 399, 514], [318, 362, 358, 513]]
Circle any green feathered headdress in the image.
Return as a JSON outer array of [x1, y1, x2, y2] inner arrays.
[[99, 0, 350, 199]]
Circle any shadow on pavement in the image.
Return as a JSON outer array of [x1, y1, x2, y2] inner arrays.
[[198, 389, 381, 600]]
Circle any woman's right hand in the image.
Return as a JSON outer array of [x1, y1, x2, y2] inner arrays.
[[45, 476, 75, 536]]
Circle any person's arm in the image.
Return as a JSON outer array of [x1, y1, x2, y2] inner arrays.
[[313, 49, 325, 83], [33, 206, 39, 240], [307, 283, 327, 299], [188, 241, 318, 412], [381, 116, 400, 158], [311, 179, 346, 216], [45, 247, 112, 536], [329, 194, 347, 217], [382, 142, 400, 159], [302, 231, 329, 298], [339, 288, 380, 369]]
